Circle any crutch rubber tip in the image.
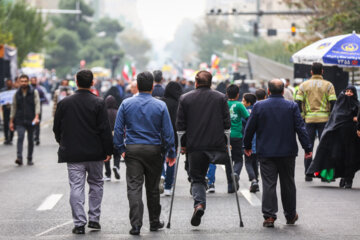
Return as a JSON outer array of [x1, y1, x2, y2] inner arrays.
[[240, 221, 244, 227], [166, 222, 171, 229]]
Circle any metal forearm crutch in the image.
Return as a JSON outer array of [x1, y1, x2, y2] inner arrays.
[[167, 130, 185, 229], [225, 129, 244, 227]]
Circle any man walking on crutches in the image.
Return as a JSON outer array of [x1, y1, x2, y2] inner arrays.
[[176, 71, 231, 226]]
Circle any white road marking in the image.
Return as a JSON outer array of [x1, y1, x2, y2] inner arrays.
[[35, 220, 73, 237], [240, 189, 261, 206], [220, 165, 261, 206], [37, 194, 63, 211]]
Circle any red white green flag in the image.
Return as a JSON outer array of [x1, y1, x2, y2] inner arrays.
[[122, 62, 136, 82]]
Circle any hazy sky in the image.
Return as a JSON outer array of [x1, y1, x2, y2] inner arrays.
[[137, 0, 206, 65], [137, 0, 206, 44]]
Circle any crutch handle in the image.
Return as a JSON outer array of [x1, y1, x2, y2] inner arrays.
[[224, 129, 231, 136]]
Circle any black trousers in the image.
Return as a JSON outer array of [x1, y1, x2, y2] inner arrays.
[[104, 146, 120, 177], [225, 138, 256, 184], [34, 112, 42, 143], [259, 156, 296, 221], [125, 144, 162, 228], [2, 106, 13, 142], [304, 122, 326, 174]]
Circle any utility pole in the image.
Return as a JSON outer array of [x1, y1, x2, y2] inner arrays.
[[76, 0, 80, 21]]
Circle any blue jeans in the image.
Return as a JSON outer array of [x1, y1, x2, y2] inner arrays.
[[161, 157, 175, 190], [206, 164, 216, 185]]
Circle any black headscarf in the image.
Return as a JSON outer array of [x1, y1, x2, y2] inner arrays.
[[307, 85, 360, 177]]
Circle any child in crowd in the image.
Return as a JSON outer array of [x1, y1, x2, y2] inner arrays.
[[242, 93, 259, 192], [225, 84, 251, 193]]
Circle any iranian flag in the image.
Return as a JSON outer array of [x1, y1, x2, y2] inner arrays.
[[211, 54, 220, 69], [122, 62, 136, 82]]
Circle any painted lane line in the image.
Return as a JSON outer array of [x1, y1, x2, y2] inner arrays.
[[221, 165, 262, 206], [35, 220, 73, 237], [240, 189, 261, 206], [37, 194, 63, 211]]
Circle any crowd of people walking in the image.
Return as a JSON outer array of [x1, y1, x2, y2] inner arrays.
[[2, 61, 360, 235]]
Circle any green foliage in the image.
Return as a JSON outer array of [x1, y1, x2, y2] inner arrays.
[[52, 0, 94, 41], [119, 29, 152, 71], [237, 39, 293, 66], [46, 28, 80, 77], [95, 17, 124, 38], [283, 0, 360, 37], [0, 1, 47, 65], [193, 17, 233, 63], [46, 0, 125, 77]]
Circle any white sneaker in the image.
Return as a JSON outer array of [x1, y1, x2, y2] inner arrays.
[[164, 189, 172, 196], [103, 176, 111, 181]]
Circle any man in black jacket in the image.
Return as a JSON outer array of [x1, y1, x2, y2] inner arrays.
[[176, 70, 231, 227], [10, 74, 40, 166], [53, 70, 113, 235]]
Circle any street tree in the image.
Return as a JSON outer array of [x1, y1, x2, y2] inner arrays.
[[46, 0, 125, 77], [283, 0, 360, 37], [95, 17, 124, 38], [118, 29, 152, 71], [193, 17, 233, 63], [0, 1, 47, 65], [45, 28, 80, 78]]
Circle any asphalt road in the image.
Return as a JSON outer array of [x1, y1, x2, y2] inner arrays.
[[0, 104, 360, 240]]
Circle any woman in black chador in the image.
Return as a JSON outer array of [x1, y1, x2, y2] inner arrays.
[[307, 86, 360, 188]]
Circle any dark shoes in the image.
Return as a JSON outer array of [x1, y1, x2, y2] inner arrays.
[[191, 204, 205, 226], [112, 166, 120, 180], [15, 159, 23, 166], [250, 180, 259, 193], [150, 221, 164, 231], [27, 161, 34, 166], [72, 225, 85, 234], [286, 213, 299, 225], [339, 178, 345, 188], [88, 221, 101, 230], [305, 175, 313, 182], [345, 180, 353, 189], [35, 141, 40, 146], [129, 226, 141, 235], [339, 178, 353, 188], [263, 217, 275, 228]]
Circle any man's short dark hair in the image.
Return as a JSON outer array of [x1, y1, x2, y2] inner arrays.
[[19, 74, 29, 80], [226, 84, 239, 99], [268, 79, 284, 95], [195, 70, 212, 88], [137, 71, 154, 92], [153, 70, 162, 83], [243, 93, 257, 106], [76, 69, 93, 88], [311, 62, 323, 75], [255, 88, 266, 100]]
